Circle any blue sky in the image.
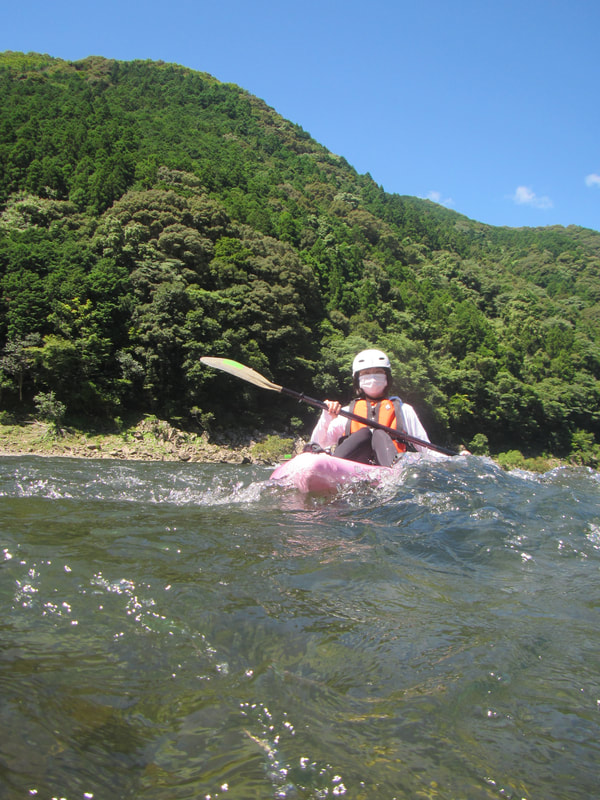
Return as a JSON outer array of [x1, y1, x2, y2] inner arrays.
[[2, 0, 599, 232]]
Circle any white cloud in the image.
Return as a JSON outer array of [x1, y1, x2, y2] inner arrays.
[[426, 190, 454, 207], [585, 173, 600, 187], [512, 185, 553, 209]]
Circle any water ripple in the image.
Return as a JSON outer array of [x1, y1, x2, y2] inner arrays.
[[1, 454, 599, 799]]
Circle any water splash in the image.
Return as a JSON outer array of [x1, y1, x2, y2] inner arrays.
[[1, 454, 599, 799]]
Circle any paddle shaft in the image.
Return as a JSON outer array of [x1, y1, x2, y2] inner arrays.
[[280, 387, 459, 456]]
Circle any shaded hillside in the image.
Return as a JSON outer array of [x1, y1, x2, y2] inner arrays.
[[0, 52, 599, 461]]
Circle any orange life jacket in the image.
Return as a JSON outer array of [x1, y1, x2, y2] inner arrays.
[[345, 398, 407, 453]]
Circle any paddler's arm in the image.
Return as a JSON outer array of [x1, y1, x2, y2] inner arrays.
[[309, 400, 345, 449], [403, 402, 471, 457], [401, 402, 438, 455]]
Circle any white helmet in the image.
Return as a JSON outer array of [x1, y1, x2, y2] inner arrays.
[[352, 349, 391, 375]]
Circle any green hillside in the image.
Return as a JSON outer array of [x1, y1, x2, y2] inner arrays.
[[1, 52, 599, 462]]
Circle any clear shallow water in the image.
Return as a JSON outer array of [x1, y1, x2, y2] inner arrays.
[[1, 454, 599, 800]]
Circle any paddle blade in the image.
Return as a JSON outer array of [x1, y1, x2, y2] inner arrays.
[[200, 357, 282, 392]]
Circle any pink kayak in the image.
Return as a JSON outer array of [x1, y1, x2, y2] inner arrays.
[[269, 451, 392, 494]]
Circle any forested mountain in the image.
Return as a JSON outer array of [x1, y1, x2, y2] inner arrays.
[[1, 51, 599, 461]]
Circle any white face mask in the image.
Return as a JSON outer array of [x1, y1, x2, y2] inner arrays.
[[359, 373, 387, 397]]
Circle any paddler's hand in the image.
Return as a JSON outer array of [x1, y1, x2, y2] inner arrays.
[[325, 400, 342, 416]]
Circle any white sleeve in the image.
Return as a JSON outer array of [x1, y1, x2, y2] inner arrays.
[[401, 402, 446, 458], [310, 408, 347, 449], [400, 403, 429, 442]]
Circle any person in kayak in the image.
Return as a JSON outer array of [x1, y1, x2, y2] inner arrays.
[[307, 348, 432, 466]]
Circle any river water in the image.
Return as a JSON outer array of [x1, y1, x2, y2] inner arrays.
[[0, 453, 599, 800]]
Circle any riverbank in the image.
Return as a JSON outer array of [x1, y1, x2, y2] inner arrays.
[[0, 417, 301, 465], [0, 416, 568, 472]]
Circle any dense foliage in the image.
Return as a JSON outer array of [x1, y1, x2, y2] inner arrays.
[[1, 52, 599, 461]]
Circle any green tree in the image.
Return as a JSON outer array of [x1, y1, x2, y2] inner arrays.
[[0, 334, 41, 401], [34, 390, 66, 432]]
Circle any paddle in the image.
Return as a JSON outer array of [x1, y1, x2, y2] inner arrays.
[[200, 356, 459, 457]]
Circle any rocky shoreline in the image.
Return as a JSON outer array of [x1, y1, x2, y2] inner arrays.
[[0, 417, 302, 465]]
